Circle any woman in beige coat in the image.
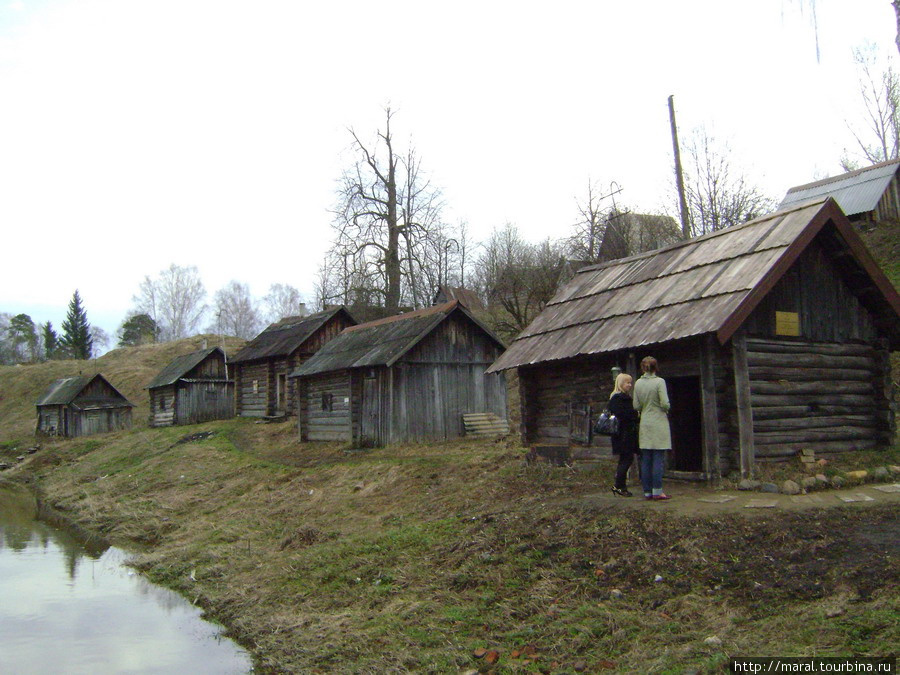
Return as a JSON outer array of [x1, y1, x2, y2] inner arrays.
[[633, 356, 672, 500]]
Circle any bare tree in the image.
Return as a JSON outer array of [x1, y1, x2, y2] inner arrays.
[[263, 283, 305, 322], [208, 281, 262, 339], [567, 181, 616, 264], [330, 107, 444, 311], [843, 47, 900, 169], [90, 326, 110, 356], [681, 128, 776, 236], [133, 264, 207, 340], [474, 224, 567, 338]]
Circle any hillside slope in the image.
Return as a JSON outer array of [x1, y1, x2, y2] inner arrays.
[[0, 335, 244, 443]]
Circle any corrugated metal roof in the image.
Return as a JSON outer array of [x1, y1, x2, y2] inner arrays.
[[779, 159, 900, 216], [146, 346, 225, 389], [229, 307, 354, 363], [36, 374, 133, 406], [290, 301, 504, 377], [488, 199, 857, 372]]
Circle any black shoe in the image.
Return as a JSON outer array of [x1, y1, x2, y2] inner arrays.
[[611, 487, 632, 497]]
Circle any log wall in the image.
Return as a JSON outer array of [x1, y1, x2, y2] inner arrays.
[[148, 385, 176, 427], [235, 361, 269, 417], [745, 337, 892, 458], [304, 372, 352, 441]]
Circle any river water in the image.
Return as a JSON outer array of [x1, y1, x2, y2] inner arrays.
[[0, 485, 253, 674]]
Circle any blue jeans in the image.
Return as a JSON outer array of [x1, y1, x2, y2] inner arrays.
[[640, 449, 667, 495]]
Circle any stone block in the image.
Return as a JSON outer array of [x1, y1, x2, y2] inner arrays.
[[781, 480, 801, 495]]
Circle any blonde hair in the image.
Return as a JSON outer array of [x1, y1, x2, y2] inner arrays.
[[610, 373, 633, 398], [640, 356, 658, 374]]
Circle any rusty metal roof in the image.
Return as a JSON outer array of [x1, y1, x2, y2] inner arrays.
[[488, 198, 900, 372], [37, 374, 133, 406], [779, 159, 900, 216], [146, 346, 227, 389], [290, 301, 505, 377], [229, 307, 355, 363]]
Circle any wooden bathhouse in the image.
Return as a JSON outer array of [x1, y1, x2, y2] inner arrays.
[[780, 159, 900, 224], [229, 307, 356, 418], [487, 198, 900, 480], [146, 346, 233, 427], [289, 301, 508, 445], [36, 374, 133, 437]]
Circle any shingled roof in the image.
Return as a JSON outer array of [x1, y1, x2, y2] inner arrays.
[[37, 374, 133, 407], [146, 346, 226, 389], [779, 159, 900, 216], [229, 307, 355, 364], [290, 301, 504, 378], [488, 198, 900, 372]]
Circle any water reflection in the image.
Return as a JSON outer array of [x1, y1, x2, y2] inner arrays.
[[0, 485, 253, 675]]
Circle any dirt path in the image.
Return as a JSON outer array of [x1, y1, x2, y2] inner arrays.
[[582, 480, 900, 516]]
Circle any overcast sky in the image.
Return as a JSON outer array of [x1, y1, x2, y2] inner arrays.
[[0, 0, 895, 346]]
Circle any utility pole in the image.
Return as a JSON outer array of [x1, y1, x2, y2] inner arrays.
[[669, 95, 691, 239]]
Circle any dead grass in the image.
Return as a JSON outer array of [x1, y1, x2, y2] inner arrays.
[[4, 419, 896, 674]]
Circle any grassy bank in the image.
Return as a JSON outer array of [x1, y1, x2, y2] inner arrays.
[[4, 419, 897, 674]]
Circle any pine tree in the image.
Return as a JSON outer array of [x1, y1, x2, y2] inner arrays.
[[60, 290, 93, 359], [42, 321, 59, 360]]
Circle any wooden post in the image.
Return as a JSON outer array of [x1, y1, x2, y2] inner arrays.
[[297, 378, 308, 442], [732, 329, 756, 479], [669, 95, 691, 239], [700, 336, 722, 484]]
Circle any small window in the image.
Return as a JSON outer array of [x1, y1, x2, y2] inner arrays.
[[160, 397, 166, 411], [205, 383, 218, 399], [252, 379, 259, 393], [320, 392, 333, 412]]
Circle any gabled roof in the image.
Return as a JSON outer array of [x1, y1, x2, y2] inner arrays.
[[488, 198, 900, 372], [37, 374, 133, 407], [229, 307, 355, 364], [779, 159, 900, 216], [146, 346, 226, 389], [434, 285, 485, 311], [290, 301, 505, 378]]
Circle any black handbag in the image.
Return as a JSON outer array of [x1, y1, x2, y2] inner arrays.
[[593, 409, 620, 436]]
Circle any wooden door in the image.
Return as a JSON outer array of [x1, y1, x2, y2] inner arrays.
[[666, 376, 703, 472], [360, 369, 380, 447]]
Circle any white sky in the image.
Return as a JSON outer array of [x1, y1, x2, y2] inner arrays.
[[0, 0, 896, 344]]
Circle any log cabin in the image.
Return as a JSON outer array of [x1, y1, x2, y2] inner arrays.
[[289, 301, 508, 445], [229, 307, 356, 418], [36, 374, 133, 437], [146, 346, 233, 427], [487, 198, 900, 480]]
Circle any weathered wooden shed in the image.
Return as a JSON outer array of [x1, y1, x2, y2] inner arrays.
[[289, 301, 508, 445], [780, 159, 900, 224], [146, 346, 233, 427], [487, 198, 900, 480], [36, 374, 133, 437], [229, 307, 356, 418]]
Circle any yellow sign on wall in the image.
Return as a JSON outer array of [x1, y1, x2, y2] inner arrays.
[[775, 311, 800, 336]]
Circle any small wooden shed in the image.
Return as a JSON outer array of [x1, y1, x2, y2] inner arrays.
[[36, 374, 133, 437], [289, 301, 508, 445], [229, 307, 356, 418], [146, 346, 233, 427], [780, 159, 900, 224], [487, 198, 900, 480]]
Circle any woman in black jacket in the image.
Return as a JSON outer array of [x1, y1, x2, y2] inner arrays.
[[607, 373, 640, 496]]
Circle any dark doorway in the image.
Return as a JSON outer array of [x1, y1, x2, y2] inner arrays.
[[666, 376, 703, 472]]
